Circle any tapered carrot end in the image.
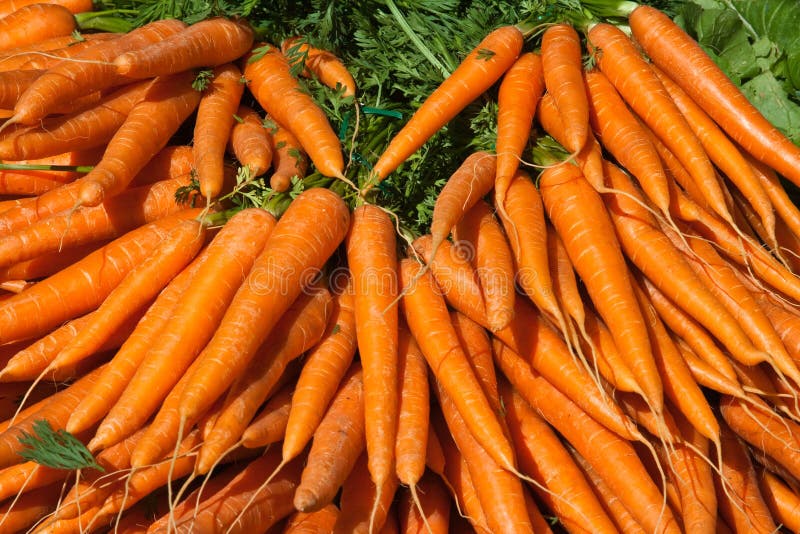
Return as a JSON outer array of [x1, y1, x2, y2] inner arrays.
[[77, 180, 105, 208], [294, 486, 321, 512]]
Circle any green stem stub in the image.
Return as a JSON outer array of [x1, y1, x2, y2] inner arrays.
[[17, 420, 104, 472]]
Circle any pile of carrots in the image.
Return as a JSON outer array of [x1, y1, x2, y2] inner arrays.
[[2, 0, 800, 532]]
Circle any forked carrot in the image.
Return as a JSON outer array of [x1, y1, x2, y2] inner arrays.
[[245, 44, 345, 180], [370, 25, 522, 184]]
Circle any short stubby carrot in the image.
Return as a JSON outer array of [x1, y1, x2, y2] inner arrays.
[[113, 17, 254, 79], [0, 4, 76, 52], [177, 188, 349, 426], [229, 105, 272, 178], [540, 162, 662, 411], [245, 44, 344, 180], [346, 204, 399, 495], [266, 116, 308, 192], [629, 5, 800, 189], [281, 36, 357, 97], [370, 25, 523, 184], [193, 63, 245, 200]]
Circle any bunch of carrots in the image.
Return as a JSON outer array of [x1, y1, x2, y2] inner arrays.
[[2, 0, 800, 532]]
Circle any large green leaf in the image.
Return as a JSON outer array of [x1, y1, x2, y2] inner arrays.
[[741, 72, 800, 145]]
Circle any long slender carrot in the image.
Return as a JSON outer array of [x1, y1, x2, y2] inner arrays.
[[113, 17, 253, 79], [494, 52, 543, 210], [759, 469, 800, 533], [451, 311, 498, 411], [178, 188, 349, 428], [193, 63, 245, 200], [275, 283, 357, 458], [196, 285, 332, 474], [399, 258, 515, 473], [281, 36, 357, 97], [245, 44, 344, 180], [453, 199, 515, 332], [370, 25, 522, 184], [629, 5, 800, 189], [88, 208, 276, 451], [540, 161, 661, 410], [346, 203, 399, 499], [294, 364, 365, 513], [0, 4, 76, 52], [229, 105, 272, 178], [0, 211, 198, 345], [0, 35, 110, 73]]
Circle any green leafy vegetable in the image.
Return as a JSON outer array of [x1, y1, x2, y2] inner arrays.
[[17, 420, 104, 472]]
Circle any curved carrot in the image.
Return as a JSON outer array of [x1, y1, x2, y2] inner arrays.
[[113, 17, 254, 79], [88, 208, 275, 451], [370, 25, 523, 184], [346, 203, 399, 496], [229, 105, 272, 178], [541, 23, 588, 154], [193, 63, 245, 200], [245, 44, 344, 180], [494, 52, 544, 209], [281, 36, 356, 97], [178, 188, 349, 426], [0, 4, 76, 52]]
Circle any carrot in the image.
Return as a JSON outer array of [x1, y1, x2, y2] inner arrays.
[[283, 504, 340, 533], [450, 311, 498, 411], [65, 254, 199, 435], [394, 323, 429, 493], [759, 469, 800, 533], [0, 31, 112, 59], [10, 18, 186, 127], [0, 147, 102, 195], [332, 452, 399, 534], [399, 258, 516, 473], [266, 116, 308, 192], [0, 36, 109, 73], [76, 70, 203, 208], [540, 160, 661, 410], [275, 283, 357, 457], [494, 52, 544, 210], [629, 5, 800, 189], [716, 423, 777, 534], [589, 22, 732, 224], [196, 285, 332, 474], [193, 63, 245, 200], [0, 172, 198, 271], [546, 224, 585, 329], [436, 380, 533, 534], [113, 17, 253, 79], [281, 36, 357, 97], [370, 25, 522, 184], [177, 188, 348, 429], [238, 383, 293, 449], [229, 105, 272, 178], [88, 208, 275, 451], [0, 210, 198, 345], [429, 151, 496, 258], [346, 203, 399, 501], [294, 363, 365, 513], [0, 461, 69, 503], [245, 45, 344, 180], [129, 145, 194, 187], [501, 380, 618, 534], [398, 471, 450, 534], [0, 79, 153, 161], [541, 23, 588, 154], [453, 199, 515, 331], [0, 483, 62, 534], [0, 69, 42, 109], [0, 0, 91, 16], [0, 4, 76, 52], [49, 219, 205, 372], [675, 341, 744, 398], [493, 341, 682, 534]]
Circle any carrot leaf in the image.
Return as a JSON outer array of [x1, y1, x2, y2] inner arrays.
[[192, 69, 214, 92], [17, 420, 104, 472]]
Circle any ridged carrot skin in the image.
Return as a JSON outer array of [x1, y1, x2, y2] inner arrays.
[[245, 44, 344, 179], [229, 105, 272, 177], [112, 17, 254, 79], [0, 70, 41, 109], [0, 4, 76, 52], [371, 25, 523, 183]]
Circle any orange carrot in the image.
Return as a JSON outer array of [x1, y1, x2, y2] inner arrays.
[[294, 363, 365, 513], [0, 0, 92, 16], [454, 199, 516, 332], [281, 36, 356, 97], [0, 483, 61, 534], [346, 203, 399, 498], [0, 35, 111, 73], [129, 145, 194, 187], [370, 25, 522, 183], [398, 471, 450, 534], [0, 69, 42, 109], [177, 188, 349, 428], [245, 44, 344, 180], [0, 4, 76, 52], [629, 5, 800, 189], [113, 17, 254, 79], [399, 258, 515, 473], [451, 311, 498, 411], [332, 452, 399, 534], [759, 469, 800, 533], [239, 383, 293, 449], [229, 104, 272, 178], [89, 208, 275, 451], [541, 23, 588, 154], [494, 52, 544, 208], [283, 504, 340, 533], [540, 161, 661, 410], [275, 284, 357, 457], [193, 63, 245, 200], [394, 324, 429, 491], [266, 116, 308, 192]]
